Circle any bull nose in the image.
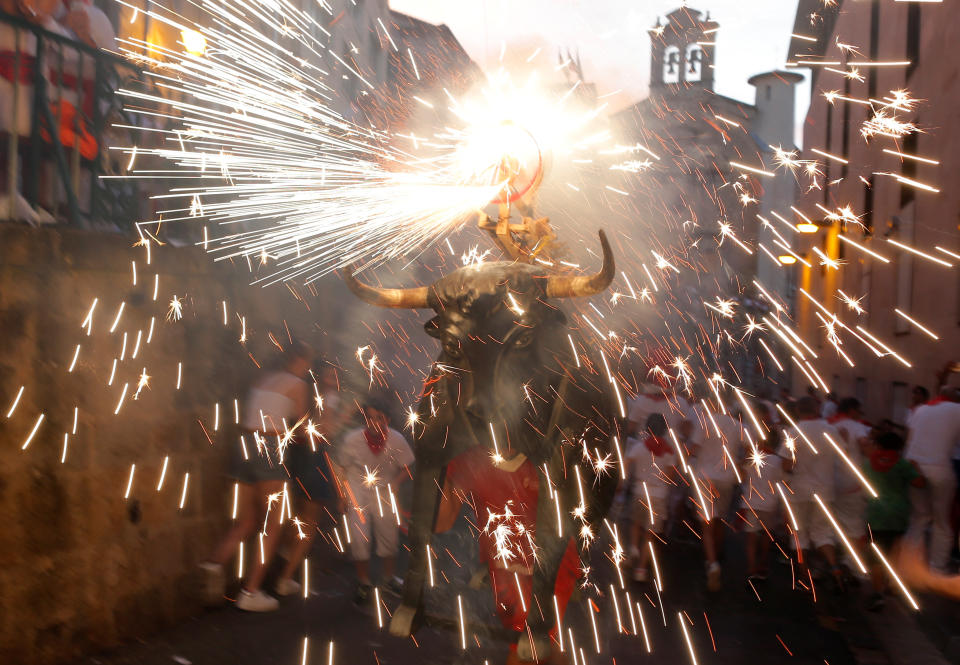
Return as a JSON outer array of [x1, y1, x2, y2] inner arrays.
[[464, 397, 489, 422]]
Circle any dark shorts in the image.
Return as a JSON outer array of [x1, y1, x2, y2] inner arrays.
[[287, 443, 334, 502], [871, 529, 905, 552], [227, 431, 289, 484]]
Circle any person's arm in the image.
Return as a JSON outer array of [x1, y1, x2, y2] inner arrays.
[[63, 5, 96, 47], [908, 459, 927, 488], [389, 431, 415, 485], [781, 454, 795, 473], [433, 474, 462, 533]]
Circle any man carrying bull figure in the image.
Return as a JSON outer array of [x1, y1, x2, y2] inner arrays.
[[436, 444, 583, 664], [345, 229, 623, 663]]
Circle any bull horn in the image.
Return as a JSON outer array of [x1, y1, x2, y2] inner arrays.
[[344, 267, 431, 309], [545, 230, 615, 298]]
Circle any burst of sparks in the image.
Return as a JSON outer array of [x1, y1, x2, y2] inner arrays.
[[166, 295, 183, 321]]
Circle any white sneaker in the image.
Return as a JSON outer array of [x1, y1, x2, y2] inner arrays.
[[632, 567, 648, 583], [198, 562, 225, 605], [275, 578, 301, 597], [236, 589, 279, 612], [707, 562, 722, 592]]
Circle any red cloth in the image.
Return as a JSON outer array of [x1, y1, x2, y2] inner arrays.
[[363, 428, 386, 455], [644, 434, 671, 457], [870, 449, 901, 474], [0, 51, 37, 85], [446, 446, 581, 632]]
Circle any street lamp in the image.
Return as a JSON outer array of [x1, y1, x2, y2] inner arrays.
[[778, 254, 797, 265], [181, 29, 207, 56], [796, 222, 819, 234]]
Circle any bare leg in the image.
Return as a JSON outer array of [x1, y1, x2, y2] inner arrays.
[[518, 481, 574, 662], [245, 480, 286, 593], [278, 500, 321, 583], [382, 556, 395, 580], [355, 559, 372, 586], [210, 483, 257, 565], [819, 543, 839, 569], [637, 532, 652, 572], [703, 519, 719, 565], [629, 514, 643, 558]]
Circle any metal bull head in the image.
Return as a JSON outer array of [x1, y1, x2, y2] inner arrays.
[[345, 231, 623, 661]]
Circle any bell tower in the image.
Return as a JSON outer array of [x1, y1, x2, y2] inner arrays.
[[649, 7, 717, 91]]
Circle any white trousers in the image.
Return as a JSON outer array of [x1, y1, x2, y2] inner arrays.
[[907, 463, 957, 571]]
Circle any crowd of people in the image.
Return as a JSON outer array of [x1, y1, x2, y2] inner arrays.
[[619, 376, 960, 611], [1, 0, 120, 223], [199, 342, 413, 612], [196, 340, 960, 620]]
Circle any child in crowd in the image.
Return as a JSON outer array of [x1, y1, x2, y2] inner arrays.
[[863, 430, 925, 610], [625, 413, 678, 583]]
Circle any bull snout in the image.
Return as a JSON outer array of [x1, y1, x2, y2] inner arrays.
[[464, 394, 492, 422]]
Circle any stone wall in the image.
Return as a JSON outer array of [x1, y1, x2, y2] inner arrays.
[[0, 224, 393, 663]]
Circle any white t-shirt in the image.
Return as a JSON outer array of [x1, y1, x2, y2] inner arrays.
[[688, 405, 743, 481], [821, 400, 838, 420], [242, 370, 305, 434], [830, 416, 870, 494], [785, 419, 842, 501], [628, 394, 689, 433], [904, 401, 960, 467], [337, 426, 415, 488], [627, 435, 677, 499]]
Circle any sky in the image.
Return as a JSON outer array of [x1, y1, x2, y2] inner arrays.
[[390, 0, 809, 122]]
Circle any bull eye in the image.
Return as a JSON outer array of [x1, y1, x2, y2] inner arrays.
[[443, 338, 463, 359], [513, 329, 536, 349]]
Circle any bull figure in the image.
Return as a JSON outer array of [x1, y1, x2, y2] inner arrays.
[[346, 231, 622, 662]]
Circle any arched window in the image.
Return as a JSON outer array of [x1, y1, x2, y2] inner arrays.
[[662, 45, 680, 84], [685, 44, 704, 82]]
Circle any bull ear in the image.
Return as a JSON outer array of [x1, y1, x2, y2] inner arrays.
[[344, 266, 431, 309], [545, 230, 615, 298]]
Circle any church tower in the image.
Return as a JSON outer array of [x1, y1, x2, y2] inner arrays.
[[649, 7, 718, 91]]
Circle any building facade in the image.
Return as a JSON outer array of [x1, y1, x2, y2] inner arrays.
[[787, 0, 960, 421], [613, 7, 802, 389]]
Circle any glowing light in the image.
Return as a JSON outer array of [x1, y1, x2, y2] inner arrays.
[[180, 29, 207, 56]]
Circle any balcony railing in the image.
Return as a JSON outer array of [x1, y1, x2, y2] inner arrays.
[[1, 10, 143, 228]]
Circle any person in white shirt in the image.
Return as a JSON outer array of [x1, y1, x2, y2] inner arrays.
[[829, 398, 871, 548], [627, 383, 689, 437], [742, 406, 784, 581], [906, 385, 930, 429], [687, 399, 743, 591], [821, 392, 839, 420], [783, 397, 847, 590], [625, 413, 678, 583], [336, 398, 414, 602], [200, 342, 313, 612], [904, 387, 960, 571], [275, 363, 345, 597]]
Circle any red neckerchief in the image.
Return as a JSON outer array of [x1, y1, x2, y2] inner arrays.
[[870, 449, 900, 473], [644, 435, 671, 457], [363, 428, 386, 455], [927, 396, 948, 406]]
